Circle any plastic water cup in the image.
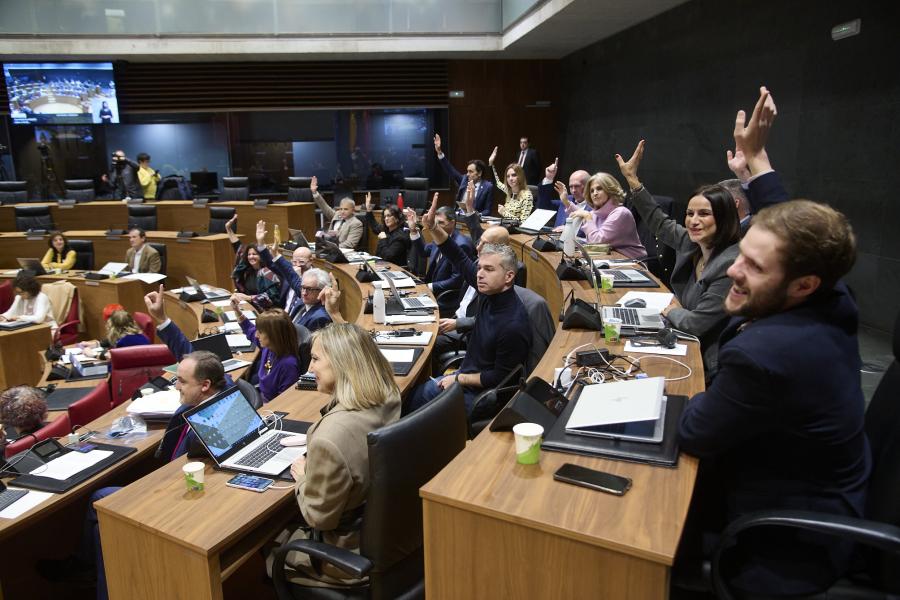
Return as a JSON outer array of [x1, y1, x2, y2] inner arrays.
[[513, 423, 544, 465], [604, 317, 622, 343], [600, 272, 615, 293], [183, 462, 205, 491]]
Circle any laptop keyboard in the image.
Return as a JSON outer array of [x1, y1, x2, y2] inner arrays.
[[234, 432, 294, 468], [610, 307, 641, 326], [404, 297, 424, 308], [0, 488, 28, 512]]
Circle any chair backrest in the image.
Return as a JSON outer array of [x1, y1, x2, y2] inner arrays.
[[148, 242, 167, 274], [108, 344, 176, 407], [133, 311, 155, 342], [287, 177, 312, 203], [469, 364, 525, 437], [527, 184, 539, 201], [4, 413, 72, 458], [236, 378, 262, 410], [128, 204, 158, 231], [379, 189, 401, 207], [295, 323, 312, 374], [67, 239, 95, 270], [360, 383, 467, 597], [220, 177, 249, 201], [68, 381, 112, 431], [207, 206, 236, 234], [515, 260, 527, 287], [402, 178, 429, 211], [14, 205, 55, 231], [52, 284, 80, 346], [0, 280, 13, 313], [0, 180, 28, 204], [64, 179, 96, 203]]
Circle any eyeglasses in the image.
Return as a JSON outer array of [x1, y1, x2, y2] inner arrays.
[[301, 286, 322, 293]]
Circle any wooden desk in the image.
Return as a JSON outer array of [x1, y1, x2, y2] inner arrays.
[[420, 237, 703, 599], [0, 323, 53, 388]]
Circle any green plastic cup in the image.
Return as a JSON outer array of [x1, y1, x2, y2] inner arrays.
[[604, 317, 622, 343], [513, 423, 544, 465], [183, 461, 205, 491]]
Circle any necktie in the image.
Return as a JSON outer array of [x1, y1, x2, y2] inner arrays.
[[519, 150, 526, 167], [288, 290, 301, 318]]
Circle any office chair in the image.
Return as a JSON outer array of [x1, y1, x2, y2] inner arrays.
[[236, 378, 262, 410], [108, 344, 176, 408], [271, 382, 467, 600], [68, 239, 95, 270], [401, 177, 429, 211], [133, 312, 155, 342], [49, 283, 81, 346], [208, 206, 236, 234], [295, 323, 312, 374], [64, 179, 96, 203], [148, 242, 167, 274], [4, 413, 72, 458], [287, 177, 313, 203], [0, 181, 28, 204], [14, 205, 55, 231], [468, 364, 525, 438], [68, 381, 112, 431], [0, 280, 13, 313], [128, 205, 158, 231], [708, 312, 900, 599], [379, 189, 401, 207], [220, 177, 249, 201], [527, 184, 539, 202]]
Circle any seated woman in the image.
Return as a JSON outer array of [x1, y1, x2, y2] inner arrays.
[[617, 140, 740, 378], [231, 300, 301, 403], [561, 172, 646, 259], [225, 215, 281, 311], [0, 272, 57, 331], [40, 231, 77, 272], [0, 385, 48, 444], [489, 146, 534, 221], [270, 323, 400, 587], [104, 309, 151, 348], [362, 193, 410, 266]]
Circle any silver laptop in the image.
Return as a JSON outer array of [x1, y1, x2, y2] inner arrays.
[[190, 333, 251, 373], [182, 385, 304, 477], [382, 269, 436, 310], [596, 268, 652, 285], [185, 275, 230, 301], [600, 305, 665, 334]]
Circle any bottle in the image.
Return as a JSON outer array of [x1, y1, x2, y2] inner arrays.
[[372, 282, 386, 324], [273, 224, 282, 248], [562, 217, 577, 257], [396, 192, 404, 210]]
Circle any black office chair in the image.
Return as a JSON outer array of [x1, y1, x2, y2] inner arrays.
[[64, 179, 96, 203], [15, 205, 55, 231], [236, 378, 262, 410], [0, 181, 27, 204], [708, 312, 900, 599], [527, 184, 539, 202], [401, 177, 429, 211], [68, 240, 95, 270], [295, 323, 312, 374], [624, 194, 676, 286], [128, 205, 158, 231], [272, 382, 468, 600], [379, 189, 401, 207], [468, 364, 525, 439], [287, 177, 313, 203], [148, 242, 167, 274], [208, 207, 236, 234], [220, 177, 249, 201], [515, 261, 527, 287]]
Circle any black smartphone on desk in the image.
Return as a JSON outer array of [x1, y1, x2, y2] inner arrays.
[[553, 463, 632, 496]]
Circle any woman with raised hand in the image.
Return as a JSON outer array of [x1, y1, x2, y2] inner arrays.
[[231, 298, 301, 403], [488, 146, 534, 222], [362, 192, 411, 266], [226, 214, 281, 311]]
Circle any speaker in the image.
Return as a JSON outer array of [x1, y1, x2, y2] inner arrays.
[[556, 258, 587, 280], [490, 377, 568, 432], [532, 236, 561, 252], [562, 298, 603, 331], [355, 262, 380, 283]]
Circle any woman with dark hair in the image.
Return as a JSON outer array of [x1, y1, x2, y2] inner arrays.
[[225, 215, 281, 311], [0, 272, 57, 331], [362, 192, 410, 266], [41, 231, 77, 272], [231, 302, 301, 403], [0, 385, 48, 442], [616, 140, 740, 378]]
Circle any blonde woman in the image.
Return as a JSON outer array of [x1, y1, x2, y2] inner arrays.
[[560, 172, 646, 259], [273, 323, 400, 586], [488, 146, 534, 221], [105, 310, 150, 348]]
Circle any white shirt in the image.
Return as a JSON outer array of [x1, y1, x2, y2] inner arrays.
[[455, 286, 478, 319], [132, 246, 144, 273], [2, 292, 57, 329]]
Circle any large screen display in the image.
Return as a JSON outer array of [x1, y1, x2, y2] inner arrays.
[[4, 62, 119, 125]]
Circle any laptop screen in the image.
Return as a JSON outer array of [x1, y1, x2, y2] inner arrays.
[[183, 387, 264, 459], [191, 333, 233, 361]]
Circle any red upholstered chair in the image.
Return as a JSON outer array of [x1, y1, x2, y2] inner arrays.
[[108, 344, 176, 408], [54, 289, 81, 346], [68, 381, 112, 430], [4, 413, 72, 459], [0, 280, 13, 314], [133, 312, 155, 343]]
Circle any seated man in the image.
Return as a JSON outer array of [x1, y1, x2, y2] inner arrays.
[[407, 204, 476, 316], [406, 196, 530, 415], [310, 176, 363, 250], [125, 227, 161, 274], [433, 132, 494, 215], [677, 199, 870, 596], [536, 159, 590, 228]]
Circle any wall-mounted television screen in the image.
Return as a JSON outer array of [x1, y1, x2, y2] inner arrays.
[[4, 62, 119, 126]]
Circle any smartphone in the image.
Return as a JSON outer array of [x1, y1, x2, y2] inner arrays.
[[553, 463, 632, 496], [226, 473, 274, 493]]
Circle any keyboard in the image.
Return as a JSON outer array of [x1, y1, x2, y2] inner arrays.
[[609, 307, 641, 326], [0, 488, 28, 512], [404, 297, 424, 308], [235, 432, 293, 468]]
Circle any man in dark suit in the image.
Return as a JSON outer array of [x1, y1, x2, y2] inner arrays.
[[433, 133, 494, 215], [516, 136, 541, 186], [535, 158, 590, 227]]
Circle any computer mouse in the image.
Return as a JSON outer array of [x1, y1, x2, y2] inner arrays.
[[280, 434, 307, 447], [624, 298, 647, 309]]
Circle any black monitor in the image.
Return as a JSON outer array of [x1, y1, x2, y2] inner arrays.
[[190, 171, 218, 195]]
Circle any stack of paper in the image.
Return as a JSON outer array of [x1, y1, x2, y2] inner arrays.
[[126, 389, 181, 419]]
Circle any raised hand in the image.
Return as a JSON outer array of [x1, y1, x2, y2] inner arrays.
[[255, 220, 267, 246], [365, 191, 374, 212], [225, 214, 238, 233], [734, 86, 777, 173], [318, 273, 344, 323], [310, 175, 318, 195], [465, 180, 475, 214], [545, 157, 559, 181], [404, 207, 418, 232], [726, 149, 752, 183], [488, 146, 498, 167], [615, 140, 645, 190], [553, 180, 570, 207], [426, 192, 439, 222], [143, 284, 167, 323], [433, 133, 442, 155]]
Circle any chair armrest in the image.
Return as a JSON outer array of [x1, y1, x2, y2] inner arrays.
[[272, 538, 373, 590], [712, 509, 900, 600]]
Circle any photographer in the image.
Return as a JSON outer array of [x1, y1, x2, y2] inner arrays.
[[136, 152, 161, 200], [101, 149, 142, 200]]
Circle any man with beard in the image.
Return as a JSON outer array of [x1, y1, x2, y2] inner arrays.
[[676, 200, 871, 596]]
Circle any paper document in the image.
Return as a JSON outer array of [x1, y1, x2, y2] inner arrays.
[[617, 291, 674, 312], [124, 272, 167, 284], [379, 348, 415, 363], [224, 310, 256, 321], [623, 341, 688, 356], [29, 450, 113, 481], [373, 331, 432, 346], [385, 315, 436, 325], [226, 334, 253, 348], [211, 299, 241, 308], [519, 208, 557, 231], [221, 322, 242, 333], [0, 488, 53, 519], [567, 377, 665, 428], [127, 389, 181, 417], [98, 262, 128, 275]]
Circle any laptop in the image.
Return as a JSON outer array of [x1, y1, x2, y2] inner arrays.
[[595, 268, 655, 286], [191, 333, 252, 373], [0, 320, 35, 331], [600, 305, 665, 334], [289, 229, 312, 250], [185, 275, 230, 301], [515, 208, 558, 235], [182, 385, 305, 477], [382, 270, 437, 311], [16, 258, 47, 276]]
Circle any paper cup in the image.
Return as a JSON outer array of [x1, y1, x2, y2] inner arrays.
[[600, 272, 615, 293], [513, 422, 544, 465], [604, 317, 622, 343], [183, 462, 205, 491], [140, 387, 154, 396]]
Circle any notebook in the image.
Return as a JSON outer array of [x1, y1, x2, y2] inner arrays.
[[182, 385, 305, 477]]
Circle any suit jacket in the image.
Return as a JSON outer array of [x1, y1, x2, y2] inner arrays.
[[363, 211, 410, 266], [313, 191, 364, 249], [409, 230, 476, 313], [438, 154, 494, 214], [296, 303, 331, 332], [679, 283, 870, 594], [258, 246, 332, 331], [517, 147, 541, 185], [125, 243, 161, 273]]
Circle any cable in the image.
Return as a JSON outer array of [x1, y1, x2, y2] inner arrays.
[[629, 354, 693, 382]]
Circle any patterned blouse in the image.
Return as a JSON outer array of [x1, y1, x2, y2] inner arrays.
[[492, 165, 534, 222]]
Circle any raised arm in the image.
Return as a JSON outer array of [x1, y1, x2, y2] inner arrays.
[[732, 86, 788, 211], [144, 284, 193, 360], [224, 214, 239, 244], [310, 175, 336, 221]]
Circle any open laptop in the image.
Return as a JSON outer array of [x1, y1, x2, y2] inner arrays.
[[290, 229, 312, 250], [600, 305, 665, 334], [191, 333, 252, 372], [16, 258, 47, 276], [182, 385, 305, 477], [515, 208, 558, 235], [595, 268, 655, 286], [383, 270, 436, 311], [185, 275, 230, 301]]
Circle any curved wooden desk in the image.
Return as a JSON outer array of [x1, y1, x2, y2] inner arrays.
[[420, 234, 703, 599]]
